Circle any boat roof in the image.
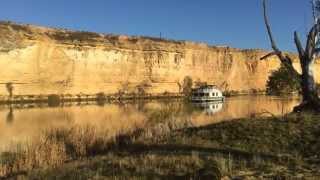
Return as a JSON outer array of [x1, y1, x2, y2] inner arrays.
[[192, 85, 220, 91]]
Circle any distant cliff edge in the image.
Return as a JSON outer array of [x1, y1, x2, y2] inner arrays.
[[0, 21, 318, 96]]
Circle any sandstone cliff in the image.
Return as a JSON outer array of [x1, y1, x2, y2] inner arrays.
[[0, 21, 319, 95]]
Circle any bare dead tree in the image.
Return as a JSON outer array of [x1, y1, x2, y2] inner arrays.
[[262, 0, 320, 112]]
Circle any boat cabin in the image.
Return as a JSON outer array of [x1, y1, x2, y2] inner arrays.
[[190, 85, 224, 102]]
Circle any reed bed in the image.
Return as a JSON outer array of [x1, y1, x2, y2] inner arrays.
[[0, 104, 195, 178], [0, 125, 122, 178]]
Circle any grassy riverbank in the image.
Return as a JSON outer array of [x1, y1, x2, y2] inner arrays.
[[1, 113, 320, 179]]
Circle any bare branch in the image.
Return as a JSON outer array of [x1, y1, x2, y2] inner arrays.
[[294, 31, 305, 58], [262, 0, 298, 75], [306, 23, 320, 59], [263, 0, 281, 53], [312, 0, 317, 23], [260, 51, 278, 60], [283, 55, 300, 77], [284, 55, 294, 65]]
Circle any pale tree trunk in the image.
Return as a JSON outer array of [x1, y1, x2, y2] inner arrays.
[[301, 60, 317, 101], [262, 0, 320, 112], [294, 20, 320, 111], [294, 56, 320, 112]]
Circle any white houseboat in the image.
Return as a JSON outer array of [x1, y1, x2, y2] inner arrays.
[[190, 85, 224, 102]]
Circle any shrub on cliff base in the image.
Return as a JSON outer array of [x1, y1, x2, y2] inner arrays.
[[266, 65, 301, 95], [182, 76, 193, 95], [48, 94, 61, 107], [136, 80, 152, 95], [194, 81, 207, 88], [5, 82, 14, 97]]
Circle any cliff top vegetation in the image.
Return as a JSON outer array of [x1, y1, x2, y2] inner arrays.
[[0, 21, 263, 52]]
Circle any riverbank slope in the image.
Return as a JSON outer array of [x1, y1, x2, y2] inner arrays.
[[1, 113, 320, 179]]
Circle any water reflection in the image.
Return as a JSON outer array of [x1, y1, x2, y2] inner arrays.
[[192, 101, 223, 115], [6, 106, 14, 124], [0, 96, 300, 152]]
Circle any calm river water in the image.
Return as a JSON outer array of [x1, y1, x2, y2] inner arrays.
[[0, 95, 300, 151]]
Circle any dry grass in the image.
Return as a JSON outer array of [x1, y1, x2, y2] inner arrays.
[[0, 125, 118, 178], [2, 113, 320, 179], [0, 105, 193, 178], [20, 152, 222, 180]]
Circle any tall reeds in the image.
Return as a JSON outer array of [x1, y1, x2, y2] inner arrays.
[[0, 125, 117, 178]]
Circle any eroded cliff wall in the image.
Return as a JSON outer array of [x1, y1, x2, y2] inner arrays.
[[0, 21, 319, 95]]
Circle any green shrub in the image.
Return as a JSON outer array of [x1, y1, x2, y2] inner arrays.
[[182, 76, 193, 95], [48, 94, 61, 107], [266, 65, 301, 95], [223, 90, 239, 97], [5, 82, 14, 97], [194, 81, 207, 88], [48, 31, 100, 43], [96, 92, 106, 105], [136, 80, 152, 95]]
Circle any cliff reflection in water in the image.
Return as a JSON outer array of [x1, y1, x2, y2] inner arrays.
[[0, 96, 300, 151]]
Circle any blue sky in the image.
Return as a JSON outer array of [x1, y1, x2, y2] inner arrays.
[[0, 0, 313, 51]]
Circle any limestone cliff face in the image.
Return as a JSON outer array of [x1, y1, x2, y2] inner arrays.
[[0, 21, 319, 95]]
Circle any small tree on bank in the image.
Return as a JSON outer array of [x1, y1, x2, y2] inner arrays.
[[266, 65, 301, 95], [262, 0, 320, 112], [6, 82, 14, 98], [182, 76, 193, 95]]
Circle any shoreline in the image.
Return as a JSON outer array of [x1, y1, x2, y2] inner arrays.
[[0, 92, 301, 108], [0, 93, 185, 106]]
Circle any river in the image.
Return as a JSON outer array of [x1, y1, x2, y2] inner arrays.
[[0, 95, 300, 152]]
